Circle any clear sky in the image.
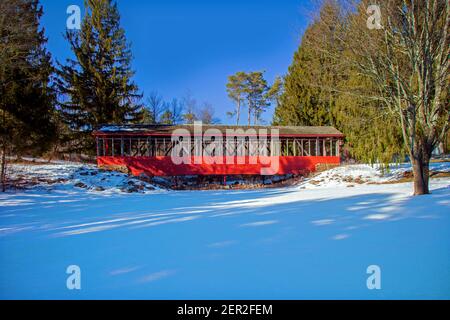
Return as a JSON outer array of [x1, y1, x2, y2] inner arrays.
[[40, 0, 313, 124]]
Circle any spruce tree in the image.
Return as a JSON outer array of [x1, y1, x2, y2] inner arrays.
[[57, 0, 143, 154], [0, 0, 56, 191]]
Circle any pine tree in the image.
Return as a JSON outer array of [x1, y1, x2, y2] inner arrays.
[[246, 72, 270, 125], [226, 72, 248, 125], [0, 0, 56, 191], [57, 0, 143, 154], [227, 71, 274, 125], [266, 76, 283, 110], [159, 110, 173, 125]]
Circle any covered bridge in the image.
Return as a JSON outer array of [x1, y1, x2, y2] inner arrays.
[[93, 124, 344, 176]]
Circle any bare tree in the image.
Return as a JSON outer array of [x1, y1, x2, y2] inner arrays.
[[146, 91, 164, 124], [196, 102, 220, 124], [171, 98, 185, 124], [181, 90, 198, 124], [312, 0, 449, 195]]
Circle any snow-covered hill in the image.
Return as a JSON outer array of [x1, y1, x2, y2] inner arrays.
[[7, 163, 158, 193], [301, 162, 450, 189], [1, 161, 449, 299], [6, 161, 450, 193]]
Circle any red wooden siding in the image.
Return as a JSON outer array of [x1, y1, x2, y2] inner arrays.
[[97, 156, 341, 176]]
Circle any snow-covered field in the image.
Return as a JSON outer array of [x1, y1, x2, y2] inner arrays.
[[0, 162, 449, 299], [6, 163, 158, 193]]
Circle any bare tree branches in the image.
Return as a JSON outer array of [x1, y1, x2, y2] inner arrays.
[[313, 0, 449, 194]]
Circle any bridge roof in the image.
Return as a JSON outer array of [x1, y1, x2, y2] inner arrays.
[[94, 124, 344, 137]]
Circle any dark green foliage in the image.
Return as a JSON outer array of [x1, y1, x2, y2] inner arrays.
[[0, 0, 57, 154], [226, 71, 274, 125], [246, 71, 270, 125], [273, 38, 336, 127], [57, 0, 144, 154], [226, 71, 248, 125], [334, 73, 406, 164], [273, 3, 339, 127], [0, 0, 57, 190], [273, 2, 406, 164]]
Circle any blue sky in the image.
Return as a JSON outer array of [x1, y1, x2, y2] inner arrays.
[[40, 0, 313, 124]]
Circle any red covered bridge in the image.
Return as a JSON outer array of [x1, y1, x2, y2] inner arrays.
[[93, 124, 344, 177]]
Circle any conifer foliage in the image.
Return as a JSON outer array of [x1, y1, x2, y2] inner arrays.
[[0, 0, 56, 191], [226, 71, 277, 125], [57, 0, 143, 154], [273, 2, 406, 165]]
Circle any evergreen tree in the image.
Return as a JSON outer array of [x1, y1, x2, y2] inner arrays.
[[226, 72, 248, 125], [332, 0, 449, 194], [333, 70, 406, 164], [246, 71, 270, 125], [159, 110, 173, 125], [0, 0, 56, 191], [273, 3, 340, 127], [266, 76, 283, 110], [57, 0, 143, 154], [227, 71, 274, 125], [273, 1, 405, 166]]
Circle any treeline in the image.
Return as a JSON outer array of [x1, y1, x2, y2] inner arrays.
[[0, 0, 56, 190], [273, 0, 449, 195], [0, 0, 223, 191], [1, 0, 449, 195], [142, 90, 219, 126], [273, 2, 406, 165], [0, 0, 219, 183]]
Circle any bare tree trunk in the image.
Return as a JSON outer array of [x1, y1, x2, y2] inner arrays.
[[1, 143, 7, 192], [411, 143, 432, 195], [411, 158, 429, 195], [236, 100, 240, 126]]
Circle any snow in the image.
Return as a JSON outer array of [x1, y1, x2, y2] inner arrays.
[[7, 163, 158, 194], [0, 162, 449, 299], [97, 125, 151, 132], [301, 162, 450, 188]]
